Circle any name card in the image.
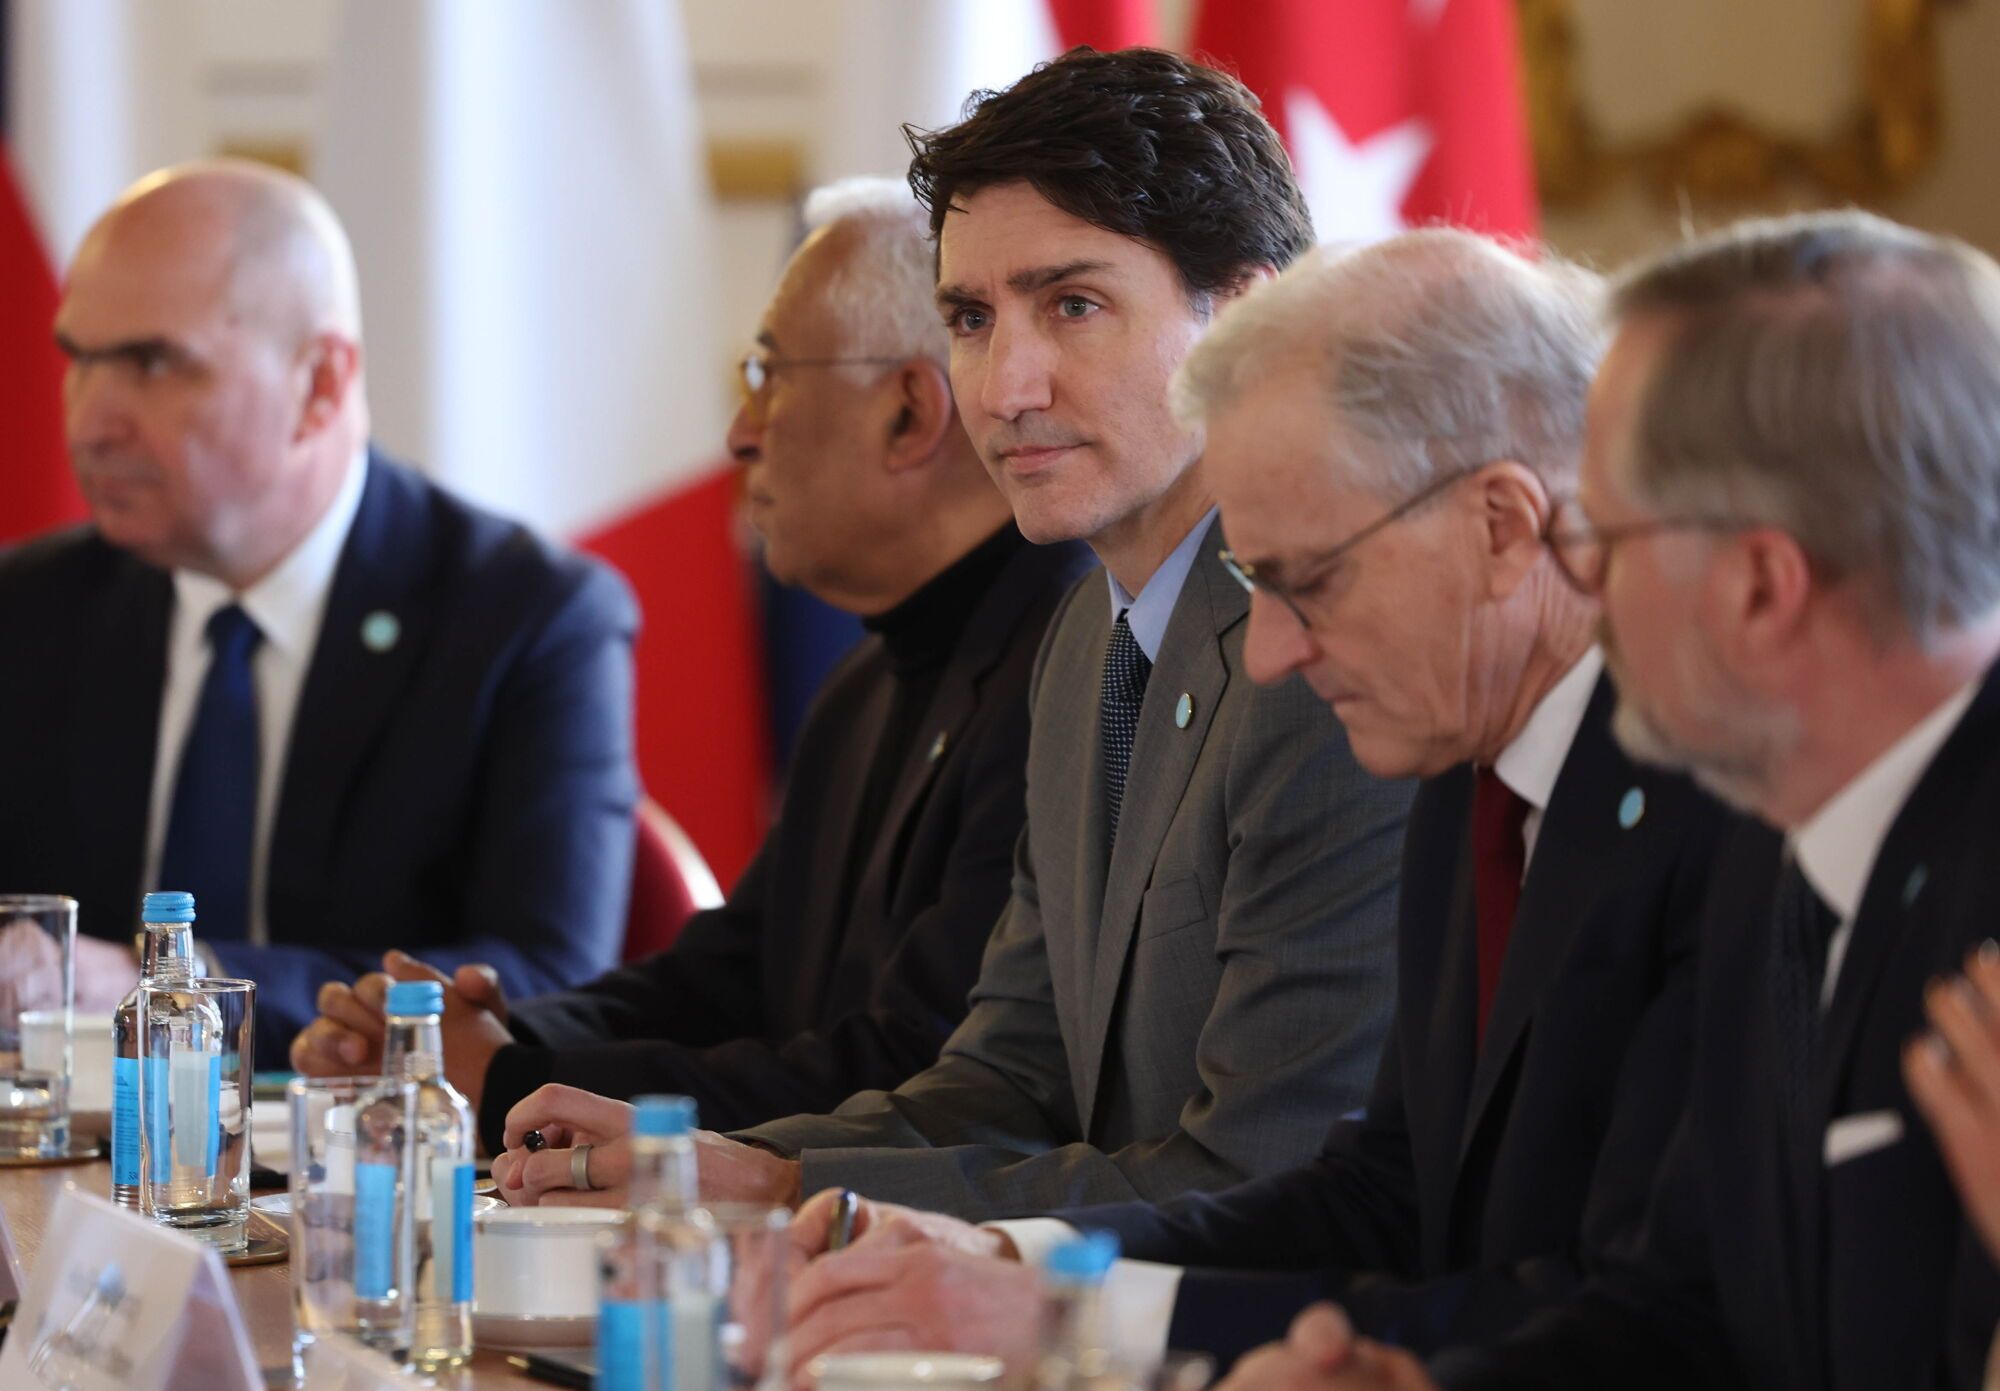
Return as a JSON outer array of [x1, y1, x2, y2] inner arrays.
[[0, 1187, 259, 1391]]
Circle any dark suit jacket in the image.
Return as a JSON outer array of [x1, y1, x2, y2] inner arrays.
[[0, 453, 639, 1066], [1062, 677, 1740, 1365], [1436, 661, 2000, 1391], [739, 518, 1410, 1219], [474, 536, 1095, 1151]]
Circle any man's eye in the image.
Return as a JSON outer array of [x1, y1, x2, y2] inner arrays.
[[1056, 296, 1098, 319], [946, 307, 990, 335]]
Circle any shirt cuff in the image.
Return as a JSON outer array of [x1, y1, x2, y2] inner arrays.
[[986, 1219, 1184, 1371]]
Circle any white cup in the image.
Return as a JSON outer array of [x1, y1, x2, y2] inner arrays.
[[21, 1010, 111, 1113], [812, 1353, 1007, 1391], [472, 1206, 624, 1319]]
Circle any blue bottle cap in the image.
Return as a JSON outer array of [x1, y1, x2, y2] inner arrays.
[[1044, 1231, 1119, 1283], [141, 891, 195, 924], [632, 1095, 698, 1138], [384, 980, 445, 1017]]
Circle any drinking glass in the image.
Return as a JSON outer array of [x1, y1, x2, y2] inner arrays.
[[0, 894, 77, 1158], [288, 1074, 418, 1362], [137, 977, 255, 1252]]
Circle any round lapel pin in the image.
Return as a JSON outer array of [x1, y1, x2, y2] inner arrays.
[[360, 611, 401, 653], [1175, 693, 1195, 729], [1903, 864, 1928, 907], [1618, 787, 1645, 829], [927, 730, 949, 764]]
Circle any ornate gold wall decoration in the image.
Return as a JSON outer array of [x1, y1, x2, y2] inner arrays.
[[1518, 0, 1945, 205]]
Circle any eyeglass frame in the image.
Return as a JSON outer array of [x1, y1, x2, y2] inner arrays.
[[1218, 465, 1486, 630], [736, 347, 908, 403], [1541, 503, 1760, 597]]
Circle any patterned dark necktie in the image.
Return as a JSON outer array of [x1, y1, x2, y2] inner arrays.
[[1099, 611, 1151, 844], [158, 604, 263, 941], [1770, 857, 1838, 1377]]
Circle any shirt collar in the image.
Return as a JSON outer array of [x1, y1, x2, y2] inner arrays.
[[1493, 646, 1605, 814], [1792, 676, 1981, 922], [1104, 507, 1219, 663], [171, 451, 369, 658]]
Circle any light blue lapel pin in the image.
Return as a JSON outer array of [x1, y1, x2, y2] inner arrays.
[[1903, 864, 1928, 907], [1175, 693, 1194, 729], [1618, 787, 1646, 829], [360, 610, 401, 653]]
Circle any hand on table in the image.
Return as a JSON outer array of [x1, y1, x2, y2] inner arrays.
[[1905, 941, 2000, 1263], [490, 1083, 802, 1209], [1217, 1306, 1436, 1391], [289, 950, 513, 1111], [787, 1186, 1016, 1263], [785, 1223, 1041, 1391], [0, 921, 136, 1017]]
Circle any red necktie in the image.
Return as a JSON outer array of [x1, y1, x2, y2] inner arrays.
[[1471, 768, 1530, 1045]]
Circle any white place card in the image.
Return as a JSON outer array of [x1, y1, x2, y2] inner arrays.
[[0, 1186, 260, 1391]]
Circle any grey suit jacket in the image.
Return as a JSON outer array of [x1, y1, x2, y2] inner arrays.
[[737, 518, 1411, 1219]]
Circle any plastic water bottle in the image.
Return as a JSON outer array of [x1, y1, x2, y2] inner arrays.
[[1036, 1232, 1131, 1391], [111, 892, 200, 1208], [381, 980, 475, 1371], [596, 1095, 717, 1391]]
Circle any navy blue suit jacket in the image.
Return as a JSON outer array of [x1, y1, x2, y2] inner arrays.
[[1435, 662, 2000, 1390], [0, 453, 639, 1065], [1058, 678, 1743, 1365]]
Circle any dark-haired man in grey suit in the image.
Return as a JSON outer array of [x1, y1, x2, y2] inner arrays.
[[491, 47, 1410, 1220]]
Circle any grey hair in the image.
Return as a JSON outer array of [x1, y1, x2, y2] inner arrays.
[[800, 177, 948, 369], [1610, 210, 2000, 642], [1172, 228, 1607, 496]]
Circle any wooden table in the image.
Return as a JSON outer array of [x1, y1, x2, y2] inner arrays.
[[0, 1158, 546, 1387]]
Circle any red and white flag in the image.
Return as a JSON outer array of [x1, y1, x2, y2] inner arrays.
[[316, 0, 769, 886], [1190, 0, 1538, 243], [2, 0, 205, 542]]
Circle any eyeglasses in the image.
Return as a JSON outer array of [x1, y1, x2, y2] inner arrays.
[[1218, 466, 1483, 630], [1541, 499, 1754, 596], [736, 348, 906, 406]]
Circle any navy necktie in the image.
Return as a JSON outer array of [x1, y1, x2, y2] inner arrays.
[[158, 604, 263, 941], [1100, 611, 1151, 845]]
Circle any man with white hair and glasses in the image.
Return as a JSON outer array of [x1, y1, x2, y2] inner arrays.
[[293, 179, 1092, 1152], [1227, 210, 2000, 1391], [764, 228, 1756, 1375]]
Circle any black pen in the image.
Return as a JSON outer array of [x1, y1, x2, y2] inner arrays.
[[506, 1352, 592, 1389]]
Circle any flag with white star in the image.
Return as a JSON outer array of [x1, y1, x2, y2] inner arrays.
[[1192, 0, 1539, 246]]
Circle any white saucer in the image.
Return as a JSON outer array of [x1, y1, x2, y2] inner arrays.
[[471, 1310, 596, 1349], [250, 1191, 504, 1219]]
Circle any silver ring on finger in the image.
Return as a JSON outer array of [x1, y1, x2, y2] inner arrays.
[[572, 1142, 596, 1192]]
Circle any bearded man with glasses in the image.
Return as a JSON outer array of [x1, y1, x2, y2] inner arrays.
[[758, 229, 1762, 1379]]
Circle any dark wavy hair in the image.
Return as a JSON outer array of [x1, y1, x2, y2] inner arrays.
[[904, 47, 1314, 309]]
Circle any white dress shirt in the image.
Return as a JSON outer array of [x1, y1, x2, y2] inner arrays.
[[141, 453, 369, 946], [1792, 676, 1980, 1006], [991, 646, 1607, 1365]]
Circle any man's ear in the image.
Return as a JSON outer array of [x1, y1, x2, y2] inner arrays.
[[294, 333, 361, 442], [1477, 461, 1554, 602], [1208, 262, 1281, 313], [883, 359, 955, 475], [1714, 526, 1815, 668]]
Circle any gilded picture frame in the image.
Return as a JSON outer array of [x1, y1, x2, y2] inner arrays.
[[1517, 0, 1945, 205]]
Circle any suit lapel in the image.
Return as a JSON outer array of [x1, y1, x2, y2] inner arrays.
[[1079, 517, 1237, 1134], [790, 662, 895, 1013], [1458, 680, 1625, 1167], [1816, 662, 2000, 1117], [74, 554, 173, 928], [265, 459, 435, 925]]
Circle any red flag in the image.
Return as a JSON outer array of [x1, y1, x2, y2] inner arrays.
[[1191, 0, 1537, 243], [0, 146, 84, 542], [1048, 0, 1159, 49]]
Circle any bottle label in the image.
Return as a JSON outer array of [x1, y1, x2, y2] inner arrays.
[[430, 1156, 474, 1303], [354, 1161, 399, 1300], [144, 1055, 170, 1185], [595, 1299, 671, 1391], [112, 1057, 139, 1187]]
